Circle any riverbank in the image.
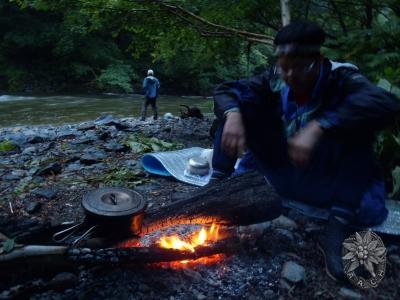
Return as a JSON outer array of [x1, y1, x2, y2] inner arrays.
[[0, 116, 399, 299], [0, 94, 213, 127]]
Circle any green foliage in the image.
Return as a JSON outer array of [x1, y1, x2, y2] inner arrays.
[[102, 167, 148, 187], [378, 79, 400, 98], [124, 134, 183, 154], [13, 176, 39, 195], [1, 239, 15, 254], [96, 63, 134, 93], [0, 140, 17, 152]]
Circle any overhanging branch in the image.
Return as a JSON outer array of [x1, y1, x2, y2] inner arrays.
[[129, 0, 275, 45]]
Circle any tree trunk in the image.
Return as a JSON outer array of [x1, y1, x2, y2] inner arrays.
[[141, 171, 282, 235], [329, 0, 348, 35], [280, 0, 291, 26], [364, 0, 373, 29]]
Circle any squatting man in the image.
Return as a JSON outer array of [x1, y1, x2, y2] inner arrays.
[[211, 21, 399, 281]]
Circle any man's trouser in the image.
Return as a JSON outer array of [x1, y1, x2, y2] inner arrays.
[[141, 97, 158, 120], [212, 101, 387, 227]]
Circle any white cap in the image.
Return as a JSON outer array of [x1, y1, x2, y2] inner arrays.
[[147, 69, 154, 76]]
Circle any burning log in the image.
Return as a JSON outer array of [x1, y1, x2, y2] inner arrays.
[[0, 231, 241, 266], [69, 236, 240, 265], [141, 171, 282, 235]]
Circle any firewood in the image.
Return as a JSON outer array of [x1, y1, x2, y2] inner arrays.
[[68, 236, 241, 265], [141, 171, 282, 235]]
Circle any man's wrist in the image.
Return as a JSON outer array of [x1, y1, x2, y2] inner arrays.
[[223, 107, 240, 118]]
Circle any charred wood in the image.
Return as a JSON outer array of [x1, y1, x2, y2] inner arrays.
[[141, 171, 282, 235]]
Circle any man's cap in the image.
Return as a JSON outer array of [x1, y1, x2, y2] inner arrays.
[[274, 21, 325, 56], [147, 69, 154, 75]]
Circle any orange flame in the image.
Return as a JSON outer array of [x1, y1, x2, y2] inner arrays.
[[159, 223, 220, 253]]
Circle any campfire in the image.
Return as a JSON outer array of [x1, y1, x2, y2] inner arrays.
[[158, 223, 220, 252], [0, 172, 282, 267], [156, 224, 226, 266], [115, 223, 230, 266]]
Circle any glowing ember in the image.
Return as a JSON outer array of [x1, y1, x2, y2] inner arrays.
[[159, 223, 220, 253], [159, 254, 225, 269]]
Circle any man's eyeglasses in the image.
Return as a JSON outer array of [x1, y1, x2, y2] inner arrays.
[[274, 60, 316, 77]]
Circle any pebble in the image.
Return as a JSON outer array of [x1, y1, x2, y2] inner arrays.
[[271, 215, 298, 230], [338, 287, 363, 300], [281, 261, 306, 283], [182, 268, 203, 283], [25, 201, 42, 214], [49, 272, 78, 291]]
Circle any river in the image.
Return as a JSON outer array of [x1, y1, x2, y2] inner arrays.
[[0, 94, 213, 127]]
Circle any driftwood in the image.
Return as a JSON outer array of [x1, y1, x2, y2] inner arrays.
[[141, 171, 282, 235]]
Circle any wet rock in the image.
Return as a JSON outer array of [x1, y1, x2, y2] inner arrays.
[[80, 150, 107, 165], [94, 114, 115, 126], [22, 146, 37, 155], [263, 289, 275, 298], [35, 162, 62, 176], [11, 169, 27, 178], [338, 287, 362, 300], [49, 272, 78, 291], [78, 122, 96, 131], [125, 160, 138, 167], [27, 135, 47, 144], [31, 187, 58, 199], [239, 222, 271, 244], [110, 121, 130, 130], [65, 162, 82, 172], [163, 113, 174, 120], [275, 228, 295, 243], [271, 215, 298, 230], [2, 174, 21, 181], [70, 137, 94, 145], [104, 141, 127, 152], [97, 130, 111, 141], [281, 261, 305, 283], [39, 142, 56, 152], [194, 291, 206, 300], [25, 201, 42, 213]]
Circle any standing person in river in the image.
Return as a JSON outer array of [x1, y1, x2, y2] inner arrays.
[[212, 21, 399, 281], [141, 69, 160, 121]]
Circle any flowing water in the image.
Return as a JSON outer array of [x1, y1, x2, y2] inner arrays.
[[0, 94, 213, 127]]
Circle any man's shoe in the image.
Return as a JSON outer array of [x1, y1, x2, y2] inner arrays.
[[317, 215, 351, 282]]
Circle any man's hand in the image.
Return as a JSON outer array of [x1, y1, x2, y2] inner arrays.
[[221, 111, 246, 158], [288, 120, 324, 168]]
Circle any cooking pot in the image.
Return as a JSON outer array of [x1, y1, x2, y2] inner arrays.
[[53, 187, 147, 245]]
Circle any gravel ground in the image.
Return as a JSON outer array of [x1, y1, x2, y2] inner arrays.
[[0, 115, 399, 299]]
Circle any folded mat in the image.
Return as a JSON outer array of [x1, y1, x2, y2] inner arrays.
[[142, 147, 212, 186], [142, 147, 400, 236]]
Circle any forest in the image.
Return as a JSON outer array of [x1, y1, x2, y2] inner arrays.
[[0, 0, 399, 96]]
